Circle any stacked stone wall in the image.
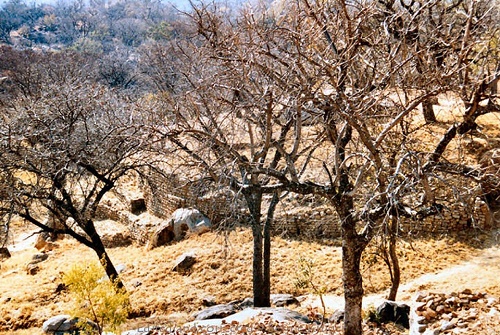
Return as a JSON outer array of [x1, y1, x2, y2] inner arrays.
[[141, 169, 245, 227], [141, 169, 496, 239], [400, 198, 493, 235]]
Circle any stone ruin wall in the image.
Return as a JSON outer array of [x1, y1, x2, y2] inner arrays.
[[271, 197, 494, 239], [141, 169, 245, 228], [141, 170, 497, 239], [399, 198, 493, 235]]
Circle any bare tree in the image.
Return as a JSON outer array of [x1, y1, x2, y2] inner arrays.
[[0, 50, 156, 288], [148, 1, 498, 334]]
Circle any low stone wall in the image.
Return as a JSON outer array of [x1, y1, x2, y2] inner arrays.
[[140, 169, 246, 227], [400, 198, 493, 235], [140, 168, 496, 239], [273, 205, 341, 238]]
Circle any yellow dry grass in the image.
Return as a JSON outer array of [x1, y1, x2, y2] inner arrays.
[[0, 224, 495, 334]]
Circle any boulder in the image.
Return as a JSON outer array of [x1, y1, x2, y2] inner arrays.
[[376, 300, 410, 329], [0, 247, 10, 260], [149, 208, 211, 248], [26, 263, 40, 275], [192, 303, 237, 320], [170, 208, 211, 238], [148, 225, 175, 248], [34, 234, 59, 251], [31, 252, 49, 263], [26, 253, 49, 273], [172, 252, 197, 273], [271, 294, 299, 307], [42, 314, 97, 334], [116, 263, 127, 274]]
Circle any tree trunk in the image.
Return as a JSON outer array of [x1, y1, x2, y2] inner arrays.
[[263, 192, 279, 306], [85, 220, 125, 290], [342, 226, 365, 335], [245, 189, 270, 307], [387, 219, 400, 301]]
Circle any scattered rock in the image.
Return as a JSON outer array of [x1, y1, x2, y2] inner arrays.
[[0, 247, 10, 260], [201, 295, 217, 307], [376, 301, 410, 328], [122, 326, 161, 335], [31, 252, 49, 263], [186, 307, 311, 327], [25, 253, 48, 274], [271, 293, 299, 307], [131, 279, 142, 288], [26, 263, 40, 275], [172, 252, 197, 273], [192, 303, 238, 320], [410, 290, 497, 335], [34, 235, 59, 251], [42, 315, 97, 334]]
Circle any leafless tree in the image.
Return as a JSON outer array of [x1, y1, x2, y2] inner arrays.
[[148, 1, 498, 334], [0, 50, 157, 288]]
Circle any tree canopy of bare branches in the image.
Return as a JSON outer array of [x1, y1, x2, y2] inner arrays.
[[148, 1, 499, 335], [0, 48, 158, 288]]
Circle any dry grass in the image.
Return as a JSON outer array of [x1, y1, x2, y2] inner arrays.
[[1, 222, 496, 334]]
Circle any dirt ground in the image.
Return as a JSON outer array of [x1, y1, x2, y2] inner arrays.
[[303, 231, 500, 310], [1, 219, 499, 335]]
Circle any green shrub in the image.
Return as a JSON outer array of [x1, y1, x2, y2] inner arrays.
[[62, 260, 129, 335]]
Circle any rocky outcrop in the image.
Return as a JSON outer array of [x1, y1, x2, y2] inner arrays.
[[270, 294, 299, 307], [192, 304, 238, 321], [188, 307, 311, 327]]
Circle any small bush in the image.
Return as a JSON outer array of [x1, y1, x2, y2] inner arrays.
[[62, 260, 129, 335], [294, 256, 327, 324]]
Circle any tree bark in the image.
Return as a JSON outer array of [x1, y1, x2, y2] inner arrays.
[[335, 185, 367, 335], [422, 97, 438, 123], [263, 192, 279, 305], [245, 189, 270, 307], [85, 220, 125, 290], [387, 219, 400, 301], [342, 228, 365, 335]]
